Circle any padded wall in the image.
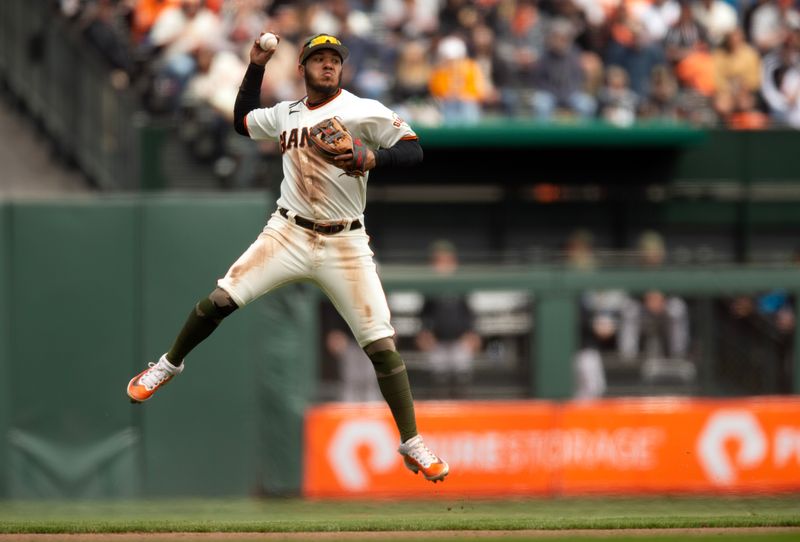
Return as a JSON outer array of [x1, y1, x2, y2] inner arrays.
[[7, 200, 140, 498]]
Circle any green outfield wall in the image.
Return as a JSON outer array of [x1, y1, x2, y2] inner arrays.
[[0, 195, 314, 499], [0, 204, 9, 499], [1, 195, 800, 499], [7, 201, 140, 499]]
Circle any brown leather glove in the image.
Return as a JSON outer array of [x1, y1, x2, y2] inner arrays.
[[308, 116, 369, 177]]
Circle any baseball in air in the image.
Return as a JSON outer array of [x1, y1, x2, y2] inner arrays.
[[259, 32, 278, 52]]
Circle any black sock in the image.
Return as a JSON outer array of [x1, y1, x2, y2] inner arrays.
[[368, 349, 418, 442], [167, 292, 237, 364]]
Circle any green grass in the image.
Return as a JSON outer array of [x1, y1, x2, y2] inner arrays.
[[0, 495, 798, 535]]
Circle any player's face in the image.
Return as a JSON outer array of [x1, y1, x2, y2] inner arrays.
[[302, 50, 343, 96]]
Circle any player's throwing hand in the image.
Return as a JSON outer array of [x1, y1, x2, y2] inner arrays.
[[250, 32, 280, 66]]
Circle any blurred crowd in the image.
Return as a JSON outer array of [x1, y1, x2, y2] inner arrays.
[[61, 0, 800, 130], [54, 0, 800, 185], [566, 228, 795, 399]]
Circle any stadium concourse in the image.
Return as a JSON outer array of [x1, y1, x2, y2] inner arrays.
[[0, 98, 89, 197]]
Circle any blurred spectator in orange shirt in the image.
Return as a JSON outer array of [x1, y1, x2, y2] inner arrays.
[[675, 37, 716, 97], [429, 35, 489, 124]]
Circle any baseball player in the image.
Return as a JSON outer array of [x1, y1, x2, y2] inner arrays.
[[126, 32, 449, 483]]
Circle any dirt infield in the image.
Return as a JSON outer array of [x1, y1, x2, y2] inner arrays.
[[2, 528, 800, 541]]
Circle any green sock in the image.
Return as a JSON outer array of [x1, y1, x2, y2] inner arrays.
[[167, 294, 236, 364], [368, 349, 418, 442]]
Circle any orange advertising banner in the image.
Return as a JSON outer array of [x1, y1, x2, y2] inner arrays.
[[303, 397, 800, 497], [304, 401, 558, 497]]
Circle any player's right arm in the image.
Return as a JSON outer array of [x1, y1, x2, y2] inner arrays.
[[233, 34, 279, 137]]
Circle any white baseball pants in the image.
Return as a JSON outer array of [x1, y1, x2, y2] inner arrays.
[[217, 210, 395, 347]]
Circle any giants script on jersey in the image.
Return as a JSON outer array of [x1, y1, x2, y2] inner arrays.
[[279, 127, 314, 153]]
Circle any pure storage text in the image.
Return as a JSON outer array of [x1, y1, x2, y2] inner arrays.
[[426, 428, 665, 472]]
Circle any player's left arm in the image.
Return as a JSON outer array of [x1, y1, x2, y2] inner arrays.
[[331, 137, 422, 172], [373, 138, 423, 168], [343, 102, 423, 171]]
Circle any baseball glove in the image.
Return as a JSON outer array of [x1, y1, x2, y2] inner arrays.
[[308, 116, 369, 177]]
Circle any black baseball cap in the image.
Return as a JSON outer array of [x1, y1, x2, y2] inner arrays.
[[299, 33, 350, 64]]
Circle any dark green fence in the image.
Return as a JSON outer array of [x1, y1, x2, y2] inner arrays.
[[0, 194, 312, 499], [0, 205, 9, 500], [7, 201, 140, 498]]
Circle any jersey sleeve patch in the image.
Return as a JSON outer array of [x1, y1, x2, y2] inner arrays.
[[392, 112, 408, 129]]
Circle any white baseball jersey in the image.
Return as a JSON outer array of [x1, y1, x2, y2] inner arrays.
[[244, 88, 417, 221], [218, 88, 417, 347]]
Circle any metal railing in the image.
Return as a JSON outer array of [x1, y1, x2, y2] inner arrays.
[[0, 1, 141, 190]]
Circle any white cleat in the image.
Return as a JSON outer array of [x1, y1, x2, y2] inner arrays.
[[127, 354, 184, 403], [398, 434, 449, 483]]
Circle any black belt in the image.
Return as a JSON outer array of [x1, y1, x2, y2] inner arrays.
[[279, 207, 362, 235]]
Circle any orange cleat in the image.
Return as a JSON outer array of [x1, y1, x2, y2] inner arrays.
[[398, 434, 449, 483], [127, 354, 184, 403]]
